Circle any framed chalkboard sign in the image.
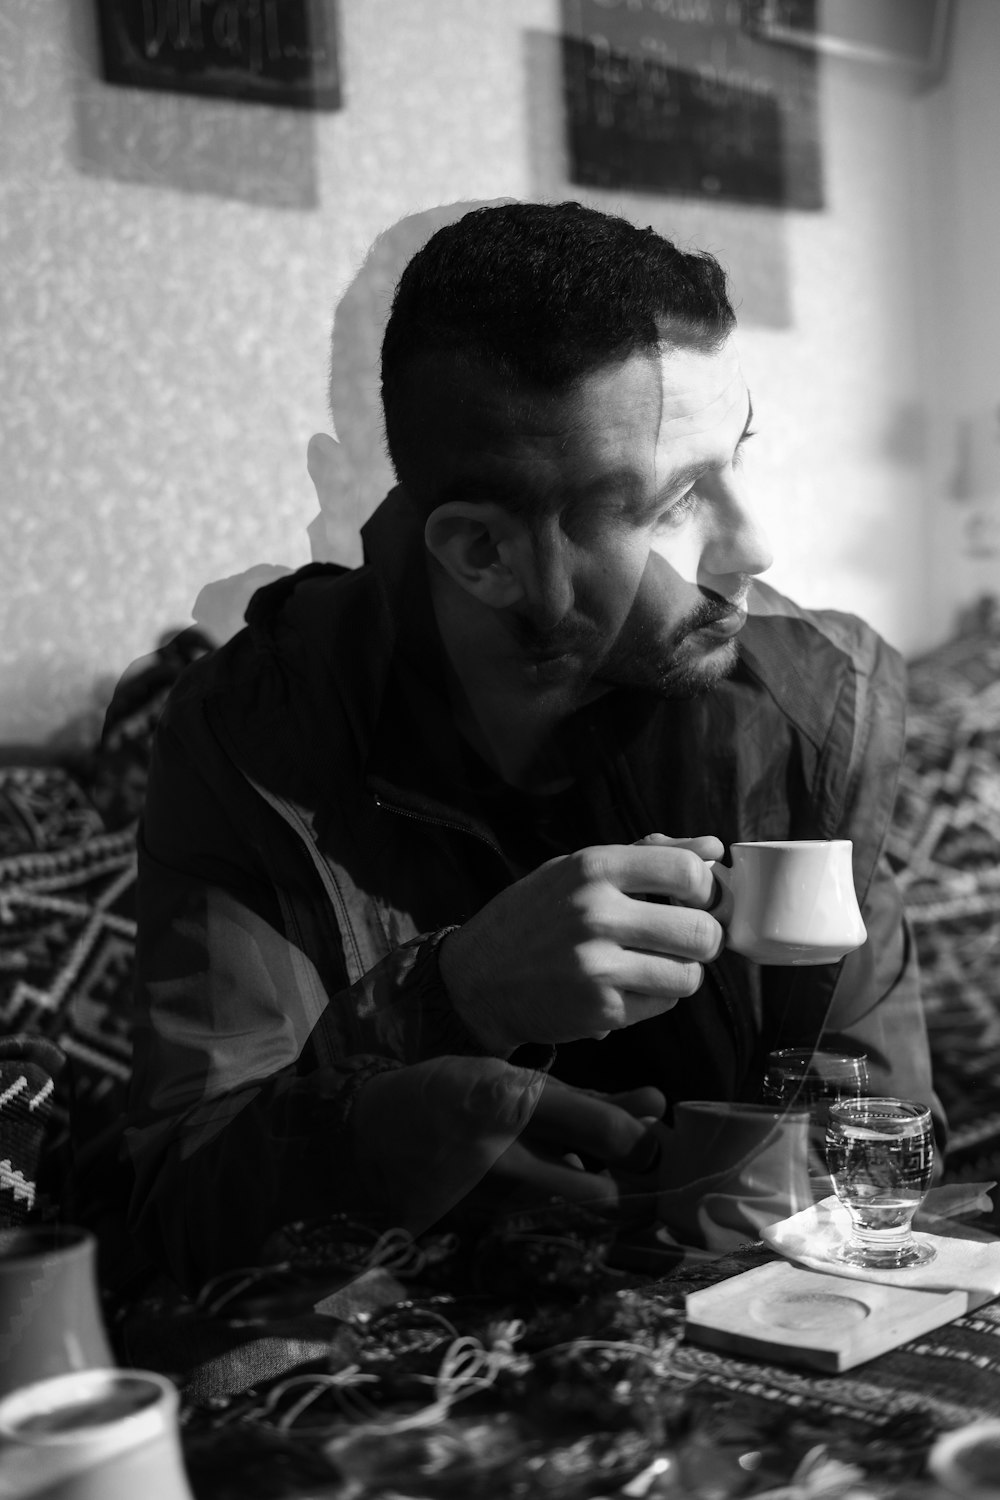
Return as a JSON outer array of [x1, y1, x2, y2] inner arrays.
[[95, 0, 341, 110], [562, 0, 823, 211]]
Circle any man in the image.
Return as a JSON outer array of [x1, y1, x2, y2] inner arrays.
[[127, 202, 936, 1290]]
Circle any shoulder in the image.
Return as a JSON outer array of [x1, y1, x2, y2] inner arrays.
[[157, 561, 390, 764], [738, 579, 905, 757]]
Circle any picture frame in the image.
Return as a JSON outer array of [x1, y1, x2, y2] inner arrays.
[[561, 0, 825, 212], [744, 0, 952, 83], [94, 0, 342, 111]]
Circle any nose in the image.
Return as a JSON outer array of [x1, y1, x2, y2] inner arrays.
[[697, 482, 773, 585]]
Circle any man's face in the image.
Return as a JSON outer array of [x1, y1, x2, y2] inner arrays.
[[413, 338, 773, 697]]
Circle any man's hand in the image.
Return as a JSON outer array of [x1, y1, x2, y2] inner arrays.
[[439, 835, 725, 1054], [484, 1076, 666, 1219], [352, 1061, 666, 1234]]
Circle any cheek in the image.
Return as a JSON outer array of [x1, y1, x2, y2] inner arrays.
[[649, 530, 701, 587], [572, 539, 649, 623], [635, 548, 700, 626]]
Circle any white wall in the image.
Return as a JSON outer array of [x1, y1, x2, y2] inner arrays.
[[913, 0, 1000, 647], [1, 0, 997, 743]]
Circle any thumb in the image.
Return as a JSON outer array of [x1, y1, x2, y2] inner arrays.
[[635, 832, 725, 863]]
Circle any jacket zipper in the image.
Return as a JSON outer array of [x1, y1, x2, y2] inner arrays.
[[370, 791, 508, 865]]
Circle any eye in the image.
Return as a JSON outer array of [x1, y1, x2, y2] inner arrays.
[[655, 486, 700, 529], [734, 429, 757, 469]]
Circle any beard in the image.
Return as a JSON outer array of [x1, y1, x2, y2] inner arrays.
[[512, 572, 748, 701], [593, 589, 744, 697]]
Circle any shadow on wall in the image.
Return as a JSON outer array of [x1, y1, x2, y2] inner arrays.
[[67, 1, 320, 210], [192, 199, 501, 645], [306, 198, 505, 561]]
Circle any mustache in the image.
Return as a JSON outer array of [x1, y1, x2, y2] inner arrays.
[[508, 576, 753, 667], [676, 578, 752, 635]]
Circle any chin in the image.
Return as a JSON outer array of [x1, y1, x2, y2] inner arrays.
[[596, 633, 739, 700], [662, 639, 739, 698]]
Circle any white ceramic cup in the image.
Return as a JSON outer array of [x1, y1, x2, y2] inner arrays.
[[0, 1368, 194, 1500], [656, 1100, 814, 1250], [0, 1226, 115, 1399], [711, 839, 867, 966]]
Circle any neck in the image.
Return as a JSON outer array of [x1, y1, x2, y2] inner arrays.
[[429, 568, 593, 791]]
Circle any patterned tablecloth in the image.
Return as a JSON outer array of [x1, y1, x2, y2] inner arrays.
[[113, 1210, 1000, 1500]]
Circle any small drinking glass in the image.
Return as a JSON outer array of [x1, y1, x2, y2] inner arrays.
[[826, 1097, 936, 1268], [763, 1048, 869, 1112], [763, 1049, 869, 1192]]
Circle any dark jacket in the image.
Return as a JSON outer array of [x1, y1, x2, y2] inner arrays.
[[127, 489, 937, 1289]]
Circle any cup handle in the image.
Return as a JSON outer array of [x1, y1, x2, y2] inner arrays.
[[706, 860, 734, 928]]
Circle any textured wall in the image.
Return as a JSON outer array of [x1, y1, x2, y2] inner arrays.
[[0, 0, 993, 743], [913, 1, 1000, 639]]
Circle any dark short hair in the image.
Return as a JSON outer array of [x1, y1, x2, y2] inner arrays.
[[380, 201, 736, 493]]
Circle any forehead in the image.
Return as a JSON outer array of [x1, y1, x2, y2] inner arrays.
[[560, 341, 748, 499], [405, 340, 747, 513]]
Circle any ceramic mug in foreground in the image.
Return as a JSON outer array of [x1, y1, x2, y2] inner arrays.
[[711, 839, 867, 966], [0, 1225, 114, 1398], [0, 1368, 194, 1500]]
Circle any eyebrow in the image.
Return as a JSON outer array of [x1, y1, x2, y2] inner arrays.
[[619, 392, 756, 522]]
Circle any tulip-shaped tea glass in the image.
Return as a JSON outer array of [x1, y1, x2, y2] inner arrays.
[[764, 1049, 870, 1194], [825, 1097, 936, 1268], [763, 1048, 869, 1112]]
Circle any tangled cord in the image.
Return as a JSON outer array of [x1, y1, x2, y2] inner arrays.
[[192, 1225, 460, 1320], [363, 1225, 459, 1277], [231, 1322, 527, 1438]]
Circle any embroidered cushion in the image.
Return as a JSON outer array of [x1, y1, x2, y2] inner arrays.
[[887, 598, 1000, 1202]]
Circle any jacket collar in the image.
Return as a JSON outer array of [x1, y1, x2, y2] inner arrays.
[[359, 489, 502, 834]]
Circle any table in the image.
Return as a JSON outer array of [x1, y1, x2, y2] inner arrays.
[[113, 1208, 1000, 1499]]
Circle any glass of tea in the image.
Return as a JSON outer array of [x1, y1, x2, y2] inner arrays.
[[826, 1097, 936, 1268], [763, 1048, 869, 1191]]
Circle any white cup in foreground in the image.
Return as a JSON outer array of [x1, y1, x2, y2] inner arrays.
[[0, 1368, 194, 1500], [0, 1225, 115, 1398], [712, 840, 867, 966]]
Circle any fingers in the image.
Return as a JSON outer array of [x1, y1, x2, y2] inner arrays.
[[439, 836, 727, 1056], [635, 832, 726, 864], [489, 1139, 623, 1210], [476, 1077, 669, 1222], [526, 1079, 657, 1166], [576, 937, 716, 1002], [578, 843, 720, 910], [541, 1078, 666, 1122], [612, 899, 725, 964], [606, 1085, 668, 1120], [567, 870, 724, 971], [488, 1138, 659, 1223]]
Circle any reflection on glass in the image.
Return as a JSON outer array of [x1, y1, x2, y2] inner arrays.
[[763, 1048, 870, 1111], [762, 1048, 870, 1193]]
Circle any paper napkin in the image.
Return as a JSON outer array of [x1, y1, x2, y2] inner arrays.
[[762, 1196, 1000, 1305]]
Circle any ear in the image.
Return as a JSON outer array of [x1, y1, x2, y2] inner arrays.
[[306, 432, 350, 511], [424, 501, 528, 609]]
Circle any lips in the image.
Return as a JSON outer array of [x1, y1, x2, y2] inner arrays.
[[696, 607, 747, 640]]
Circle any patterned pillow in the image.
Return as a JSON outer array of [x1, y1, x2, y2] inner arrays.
[[886, 598, 1000, 1195], [0, 630, 212, 1215], [0, 766, 137, 1180], [0, 1035, 64, 1225]]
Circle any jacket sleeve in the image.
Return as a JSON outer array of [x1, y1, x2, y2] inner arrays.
[[819, 865, 940, 1125], [126, 713, 537, 1291], [764, 621, 945, 1149]]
